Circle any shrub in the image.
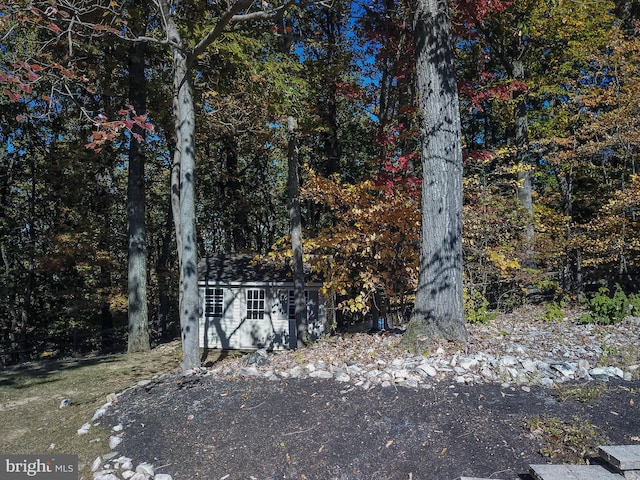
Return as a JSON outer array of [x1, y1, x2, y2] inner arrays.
[[464, 288, 497, 324], [579, 285, 633, 325], [542, 299, 566, 322]]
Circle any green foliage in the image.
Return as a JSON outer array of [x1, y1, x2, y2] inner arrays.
[[463, 289, 497, 324], [553, 383, 606, 403], [541, 299, 566, 322], [579, 285, 638, 325], [525, 415, 608, 463]]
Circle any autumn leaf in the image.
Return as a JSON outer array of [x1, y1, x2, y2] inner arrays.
[[48, 21, 62, 34]]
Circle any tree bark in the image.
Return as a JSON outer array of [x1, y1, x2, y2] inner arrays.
[[126, 1, 150, 353], [513, 58, 535, 269], [165, 12, 201, 370], [401, 0, 468, 349], [287, 117, 308, 348]]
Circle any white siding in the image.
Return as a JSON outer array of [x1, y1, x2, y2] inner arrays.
[[200, 286, 300, 350]]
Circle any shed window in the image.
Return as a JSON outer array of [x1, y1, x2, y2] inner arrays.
[[205, 288, 224, 317], [247, 289, 265, 320]]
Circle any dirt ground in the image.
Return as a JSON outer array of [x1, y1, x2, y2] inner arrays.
[[104, 374, 640, 480]]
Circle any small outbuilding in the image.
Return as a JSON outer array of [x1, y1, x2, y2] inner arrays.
[[198, 254, 328, 351]]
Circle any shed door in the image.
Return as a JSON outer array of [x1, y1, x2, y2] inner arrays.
[[243, 288, 271, 348]]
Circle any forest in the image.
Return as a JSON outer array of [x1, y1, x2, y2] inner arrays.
[[1, 0, 639, 366]]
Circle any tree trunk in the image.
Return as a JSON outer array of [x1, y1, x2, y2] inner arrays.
[[127, 2, 150, 353], [166, 15, 200, 370], [156, 192, 175, 342], [513, 58, 535, 269], [401, 0, 468, 350], [287, 117, 308, 348]]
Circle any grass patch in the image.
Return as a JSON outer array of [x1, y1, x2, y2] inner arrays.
[[0, 341, 181, 480], [524, 414, 608, 463], [554, 383, 607, 403]]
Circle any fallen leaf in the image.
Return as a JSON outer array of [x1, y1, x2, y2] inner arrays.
[[386, 439, 394, 448], [439, 447, 447, 456]]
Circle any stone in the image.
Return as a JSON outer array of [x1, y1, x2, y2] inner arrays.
[[91, 457, 103, 472], [59, 398, 72, 409], [135, 463, 154, 476], [549, 362, 576, 378], [416, 364, 437, 377], [244, 349, 269, 366], [155, 475, 173, 480], [109, 435, 123, 449], [77, 423, 91, 435], [238, 366, 262, 377], [309, 370, 333, 379], [93, 473, 119, 480]]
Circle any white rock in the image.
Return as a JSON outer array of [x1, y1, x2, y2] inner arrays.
[[121, 471, 136, 479], [93, 473, 119, 480], [416, 364, 437, 377], [239, 366, 262, 377], [550, 362, 576, 378], [92, 457, 103, 472], [458, 358, 479, 370], [129, 474, 147, 480], [92, 406, 108, 422], [335, 373, 350, 383], [112, 424, 123, 432], [309, 370, 333, 379], [498, 356, 518, 367], [155, 475, 173, 480], [135, 463, 154, 476], [109, 436, 123, 449], [77, 423, 91, 435]]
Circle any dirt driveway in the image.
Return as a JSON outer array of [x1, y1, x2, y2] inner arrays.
[[104, 374, 640, 480]]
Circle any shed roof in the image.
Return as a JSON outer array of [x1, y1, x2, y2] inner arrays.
[[198, 253, 317, 285]]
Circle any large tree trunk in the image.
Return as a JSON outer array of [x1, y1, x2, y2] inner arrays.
[[401, 0, 468, 349], [287, 117, 308, 348], [166, 15, 200, 370], [127, 2, 150, 353]]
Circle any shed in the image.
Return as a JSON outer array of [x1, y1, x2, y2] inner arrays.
[[198, 254, 328, 350]]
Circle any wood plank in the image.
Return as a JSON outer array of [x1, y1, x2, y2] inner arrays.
[[530, 464, 623, 480], [599, 445, 640, 471]]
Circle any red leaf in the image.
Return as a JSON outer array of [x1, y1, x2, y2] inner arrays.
[[30, 64, 45, 72], [49, 22, 62, 34], [16, 114, 27, 122], [19, 83, 33, 94], [4, 90, 21, 101]]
